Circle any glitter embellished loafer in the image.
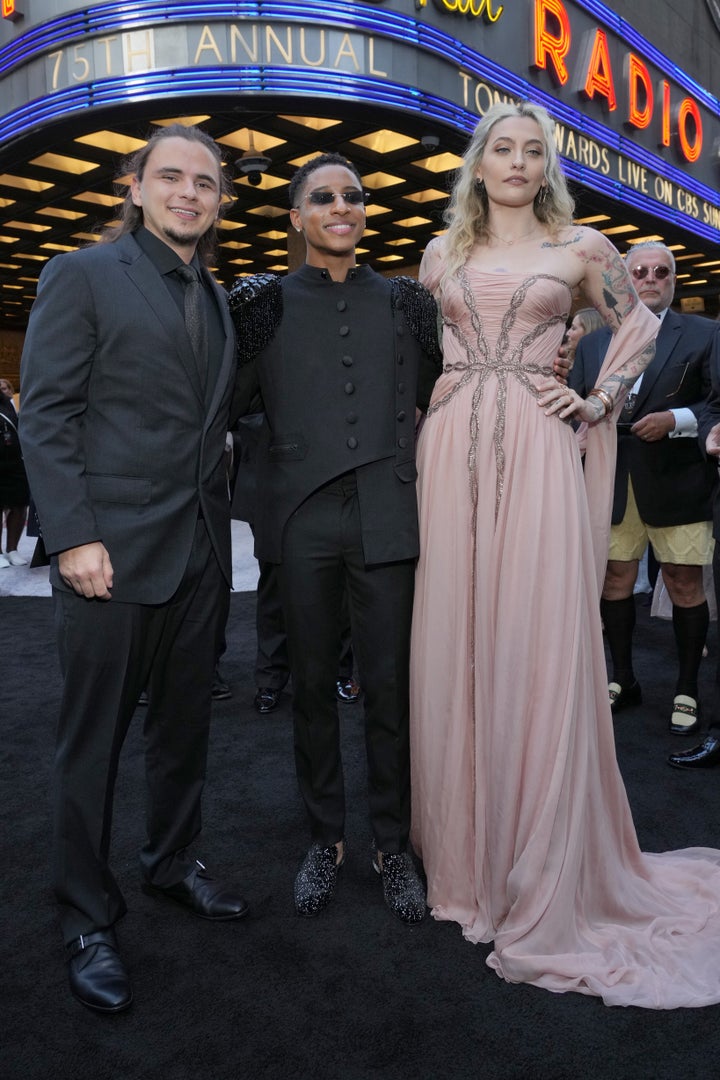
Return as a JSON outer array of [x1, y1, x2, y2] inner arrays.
[[372, 848, 427, 925], [294, 841, 345, 917]]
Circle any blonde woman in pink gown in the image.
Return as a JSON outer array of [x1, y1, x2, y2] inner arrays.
[[410, 101, 720, 1009]]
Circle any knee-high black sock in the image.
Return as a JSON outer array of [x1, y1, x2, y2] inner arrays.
[[672, 600, 709, 698], [600, 595, 636, 688]]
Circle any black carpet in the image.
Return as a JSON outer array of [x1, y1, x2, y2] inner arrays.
[[2, 593, 719, 1080]]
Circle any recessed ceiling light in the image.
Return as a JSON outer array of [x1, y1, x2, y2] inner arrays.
[[0, 175, 54, 192], [30, 153, 99, 175], [72, 192, 123, 207], [352, 131, 418, 153], [404, 189, 448, 204], [4, 221, 52, 232], [415, 152, 463, 172], [278, 116, 342, 131], [36, 207, 86, 220], [75, 131, 146, 154], [601, 225, 639, 235]]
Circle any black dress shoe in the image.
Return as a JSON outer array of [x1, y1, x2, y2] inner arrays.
[[67, 930, 132, 1013], [254, 687, 281, 713], [608, 680, 642, 713], [336, 676, 361, 703], [372, 848, 427, 924], [211, 667, 232, 701], [668, 734, 720, 769], [146, 860, 249, 920], [137, 690, 149, 707], [294, 841, 345, 917]]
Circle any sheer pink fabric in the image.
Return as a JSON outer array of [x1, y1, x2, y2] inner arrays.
[[410, 239, 720, 1008]]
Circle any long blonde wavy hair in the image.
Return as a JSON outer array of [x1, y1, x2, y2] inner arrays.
[[441, 101, 575, 283]]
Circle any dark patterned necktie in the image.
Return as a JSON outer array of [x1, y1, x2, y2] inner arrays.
[[621, 391, 637, 422], [177, 264, 208, 384]]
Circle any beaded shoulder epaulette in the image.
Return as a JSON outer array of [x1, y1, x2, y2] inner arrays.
[[228, 273, 283, 365], [390, 276, 442, 370]]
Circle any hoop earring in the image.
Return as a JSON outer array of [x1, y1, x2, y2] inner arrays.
[[474, 179, 486, 197]]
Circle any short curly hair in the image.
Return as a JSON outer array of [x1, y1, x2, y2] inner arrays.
[[288, 153, 363, 208]]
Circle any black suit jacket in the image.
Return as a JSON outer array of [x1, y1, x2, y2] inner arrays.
[[0, 392, 20, 444], [696, 332, 720, 541], [570, 311, 717, 527], [230, 264, 440, 565], [20, 232, 237, 602]]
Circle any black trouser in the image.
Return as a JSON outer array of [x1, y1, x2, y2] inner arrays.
[[277, 475, 415, 853], [52, 519, 228, 944], [254, 555, 354, 689]]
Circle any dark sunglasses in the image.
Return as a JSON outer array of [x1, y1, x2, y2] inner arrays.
[[300, 190, 370, 207], [630, 264, 672, 280]]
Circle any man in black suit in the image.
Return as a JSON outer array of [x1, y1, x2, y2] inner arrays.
[[669, 344, 720, 769], [230, 154, 441, 924], [571, 241, 717, 734], [20, 125, 248, 1014]]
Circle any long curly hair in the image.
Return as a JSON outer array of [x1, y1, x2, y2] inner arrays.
[[101, 123, 232, 266], [441, 102, 575, 283]]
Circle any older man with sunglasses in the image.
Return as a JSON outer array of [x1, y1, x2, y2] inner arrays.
[[570, 241, 718, 736]]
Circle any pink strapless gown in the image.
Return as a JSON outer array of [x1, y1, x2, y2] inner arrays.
[[410, 249, 720, 1009]]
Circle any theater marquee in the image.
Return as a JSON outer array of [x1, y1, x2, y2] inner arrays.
[[1, 0, 718, 239]]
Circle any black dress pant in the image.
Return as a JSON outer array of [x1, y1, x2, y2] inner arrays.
[[52, 518, 228, 944], [254, 554, 354, 689], [277, 474, 415, 853]]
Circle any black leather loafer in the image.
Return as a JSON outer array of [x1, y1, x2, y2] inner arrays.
[[67, 930, 132, 1013], [372, 848, 427, 924], [254, 687, 281, 714], [336, 677, 361, 703], [146, 860, 249, 920], [668, 734, 720, 769], [608, 680, 642, 713], [294, 841, 345, 917]]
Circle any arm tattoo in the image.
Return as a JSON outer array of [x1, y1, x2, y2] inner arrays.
[[597, 340, 655, 403]]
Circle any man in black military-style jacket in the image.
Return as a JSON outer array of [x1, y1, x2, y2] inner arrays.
[[230, 153, 441, 924], [571, 241, 717, 736]]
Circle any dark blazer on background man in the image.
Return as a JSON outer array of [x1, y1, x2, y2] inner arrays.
[[697, 331, 720, 543], [570, 310, 717, 527]]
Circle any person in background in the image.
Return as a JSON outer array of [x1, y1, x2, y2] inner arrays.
[[564, 306, 604, 368], [19, 124, 249, 1015], [669, 336, 720, 770], [571, 242, 717, 733], [0, 377, 29, 567]]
